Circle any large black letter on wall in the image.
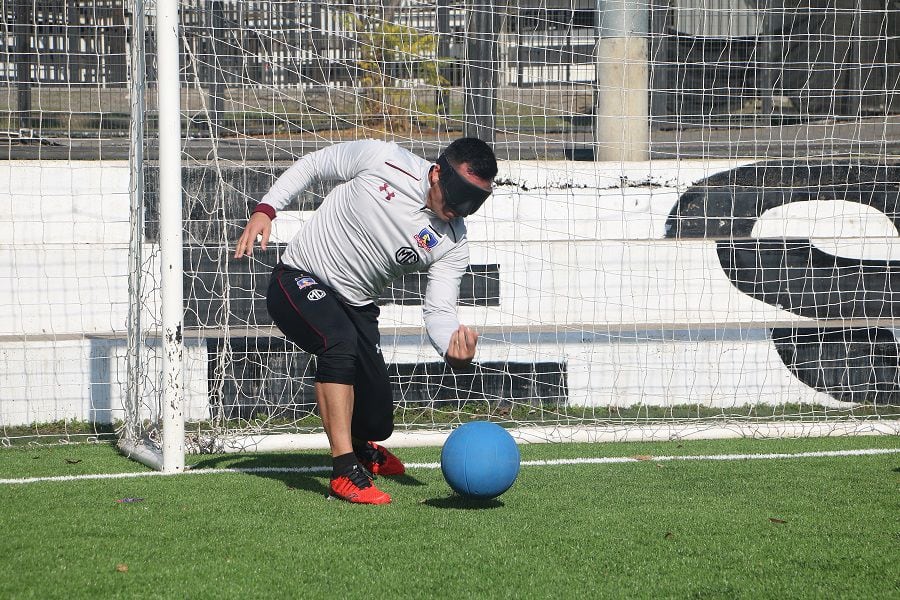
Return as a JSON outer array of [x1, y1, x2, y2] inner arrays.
[[666, 161, 900, 405]]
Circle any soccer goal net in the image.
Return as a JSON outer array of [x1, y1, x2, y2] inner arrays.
[[1, 1, 898, 468]]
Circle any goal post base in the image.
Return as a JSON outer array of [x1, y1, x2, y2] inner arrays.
[[117, 439, 177, 472], [184, 419, 900, 455]]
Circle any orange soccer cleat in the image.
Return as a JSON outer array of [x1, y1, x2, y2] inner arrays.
[[355, 441, 406, 476], [329, 464, 391, 505]]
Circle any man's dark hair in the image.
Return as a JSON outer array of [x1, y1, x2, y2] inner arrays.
[[442, 137, 498, 181]]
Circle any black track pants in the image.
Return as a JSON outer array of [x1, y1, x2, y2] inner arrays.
[[266, 263, 394, 441]]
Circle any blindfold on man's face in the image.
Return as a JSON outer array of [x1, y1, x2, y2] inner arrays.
[[436, 155, 492, 217]]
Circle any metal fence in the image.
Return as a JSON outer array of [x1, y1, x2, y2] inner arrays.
[[2, 0, 127, 85], [2, 0, 898, 138]]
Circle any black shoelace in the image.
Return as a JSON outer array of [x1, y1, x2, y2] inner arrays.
[[355, 443, 386, 465], [344, 464, 374, 489]]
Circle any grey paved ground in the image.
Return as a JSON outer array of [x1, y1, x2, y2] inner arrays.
[[2, 116, 898, 162]]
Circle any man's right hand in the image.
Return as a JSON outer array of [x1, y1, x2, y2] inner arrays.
[[234, 212, 273, 258]]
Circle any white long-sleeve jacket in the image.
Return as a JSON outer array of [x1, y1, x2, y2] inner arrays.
[[257, 139, 467, 357]]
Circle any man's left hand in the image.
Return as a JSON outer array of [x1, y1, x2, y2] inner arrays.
[[446, 325, 479, 369]]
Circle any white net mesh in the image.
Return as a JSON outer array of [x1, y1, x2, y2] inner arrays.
[[1, 1, 897, 453]]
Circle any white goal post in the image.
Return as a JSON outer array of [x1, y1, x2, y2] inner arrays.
[[125, 0, 186, 471]]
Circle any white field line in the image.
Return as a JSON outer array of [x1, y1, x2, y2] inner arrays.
[[0, 447, 898, 486]]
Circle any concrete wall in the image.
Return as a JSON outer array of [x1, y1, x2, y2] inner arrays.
[[1, 158, 897, 427]]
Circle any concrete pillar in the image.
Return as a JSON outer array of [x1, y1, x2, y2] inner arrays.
[[208, 1, 226, 135], [595, 1, 649, 161], [14, 0, 32, 131], [436, 0, 451, 117], [464, 0, 499, 143]]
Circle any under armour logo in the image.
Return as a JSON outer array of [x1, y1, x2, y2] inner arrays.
[[375, 344, 382, 355], [379, 183, 395, 202]]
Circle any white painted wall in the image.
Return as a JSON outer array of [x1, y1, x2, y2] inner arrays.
[[1, 159, 895, 426]]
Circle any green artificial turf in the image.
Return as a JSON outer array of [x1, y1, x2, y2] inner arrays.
[[0, 436, 897, 599]]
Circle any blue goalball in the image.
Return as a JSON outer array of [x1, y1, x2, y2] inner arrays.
[[440, 421, 521, 499]]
